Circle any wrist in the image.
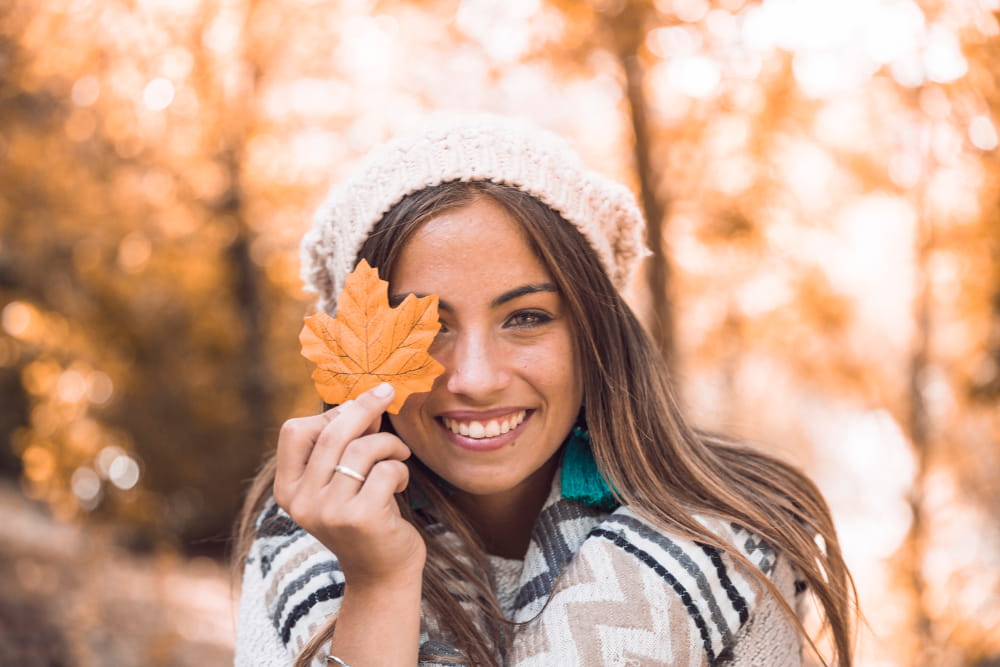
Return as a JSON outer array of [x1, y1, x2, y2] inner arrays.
[[333, 563, 423, 667], [344, 560, 425, 595]]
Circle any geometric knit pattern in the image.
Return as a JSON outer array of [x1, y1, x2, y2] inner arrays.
[[505, 506, 801, 666], [235, 475, 804, 666]]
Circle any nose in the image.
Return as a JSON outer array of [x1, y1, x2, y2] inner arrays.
[[444, 330, 511, 401]]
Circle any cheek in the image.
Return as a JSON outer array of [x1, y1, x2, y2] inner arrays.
[[523, 338, 582, 407], [389, 394, 429, 439]]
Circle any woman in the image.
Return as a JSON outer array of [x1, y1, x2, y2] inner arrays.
[[234, 114, 856, 666]]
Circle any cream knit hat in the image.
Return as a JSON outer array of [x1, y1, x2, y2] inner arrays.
[[301, 113, 648, 314]]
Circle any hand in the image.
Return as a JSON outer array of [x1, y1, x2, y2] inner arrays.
[[273, 382, 426, 588]]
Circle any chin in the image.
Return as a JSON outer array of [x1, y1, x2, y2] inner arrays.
[[440, 469, 517, 497]]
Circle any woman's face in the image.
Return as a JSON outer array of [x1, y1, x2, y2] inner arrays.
[[387, 196, 583, 508]]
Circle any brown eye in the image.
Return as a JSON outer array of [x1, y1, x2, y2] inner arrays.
[[506, 310, 552, 328]]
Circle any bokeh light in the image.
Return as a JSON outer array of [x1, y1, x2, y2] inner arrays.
[[142, 77, 175, 111], [70, 466, 102, 507], [2, 301, 33, 337], [1, 0, 998, 664], [71, 76, 101, 106], [108, 454, 140, 490], [969, 115, 999, 151]]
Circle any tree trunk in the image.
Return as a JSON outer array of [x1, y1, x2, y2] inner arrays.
[[221, 152, 272, 448], [903, 195, 934, 664], [223, 0, 272, 452], [613, 2, 675, 372]]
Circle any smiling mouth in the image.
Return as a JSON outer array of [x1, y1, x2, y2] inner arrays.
[[440, 410, 528, 439]]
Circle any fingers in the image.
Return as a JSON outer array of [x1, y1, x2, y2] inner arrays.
[[329, 382, 396, 442], [271, 383, 423, 582], [275, 383, 400, 506], [334, 432, 412, 483], [307, 431, 411, 494], [274, 405, 341, 505], [299, 385, 398, 488], [362, 459, 411, 497]]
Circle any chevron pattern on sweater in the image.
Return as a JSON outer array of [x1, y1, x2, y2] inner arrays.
[[604, 513, 750, 646], [512, 493, 607, 617], [503, 507, 765, 666], [240, 480, 793, 665], [255, 501, 307, 577], [728, 522, 776, 576], [249, 501, 347, 653], [510, 540, 691, 665]]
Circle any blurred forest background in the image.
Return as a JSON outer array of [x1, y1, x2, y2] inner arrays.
[[0, 0, 998, 664]]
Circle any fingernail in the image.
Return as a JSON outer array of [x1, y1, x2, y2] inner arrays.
[[373, 382, 394, 398]]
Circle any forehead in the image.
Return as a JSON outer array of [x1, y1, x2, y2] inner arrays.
[[389, 197, 553, 293]]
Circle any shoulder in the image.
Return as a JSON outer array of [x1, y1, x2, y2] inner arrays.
[[508, 505, 805, 666], [238, 498, 346, 657], [587, 508, 780, 664]]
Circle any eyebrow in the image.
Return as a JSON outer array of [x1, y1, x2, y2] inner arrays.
[[389, 283, 558, 311]]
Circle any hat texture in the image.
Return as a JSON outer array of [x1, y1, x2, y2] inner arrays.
[[301, 113, 648, 314]]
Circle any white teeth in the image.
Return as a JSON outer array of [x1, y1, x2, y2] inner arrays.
[[443, 411, 526, 439]]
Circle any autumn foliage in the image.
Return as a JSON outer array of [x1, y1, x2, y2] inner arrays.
[[299, 260, 443, 414], [0, 0, 998, 665]]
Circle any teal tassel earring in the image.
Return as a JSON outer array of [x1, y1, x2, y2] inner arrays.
[[560, 427, 618, 510]]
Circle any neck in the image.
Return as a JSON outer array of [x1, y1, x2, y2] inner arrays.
[[453, 457, 558, 559]]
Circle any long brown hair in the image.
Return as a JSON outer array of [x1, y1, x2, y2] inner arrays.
[[235, 181, 857, 666]]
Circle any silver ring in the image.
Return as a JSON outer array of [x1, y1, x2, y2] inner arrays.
[[333, 464, 366, 483]]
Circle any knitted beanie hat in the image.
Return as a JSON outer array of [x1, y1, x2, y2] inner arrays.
[[301, 113, 649, 314]]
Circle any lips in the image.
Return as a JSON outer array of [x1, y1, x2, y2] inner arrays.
[[441, 410, 527, 439]]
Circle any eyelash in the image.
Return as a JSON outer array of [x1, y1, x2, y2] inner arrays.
[[435, 310, 553, 333], [506, 310, 552, 328]]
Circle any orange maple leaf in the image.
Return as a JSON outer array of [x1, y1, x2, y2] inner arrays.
[[299, 259, 444, 414]]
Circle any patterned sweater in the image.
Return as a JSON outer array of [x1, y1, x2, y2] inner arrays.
[[235, 476, 806, 666]]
